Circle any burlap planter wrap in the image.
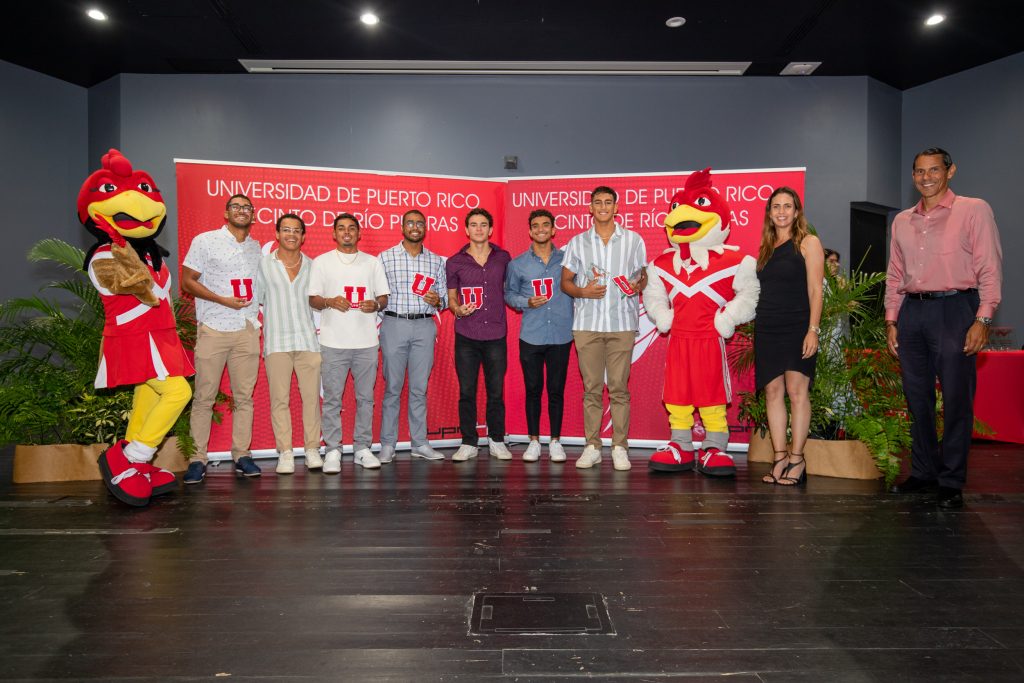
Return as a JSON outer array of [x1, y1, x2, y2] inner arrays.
[[747, 432, 882, 480], [13, 438, 188, 484]]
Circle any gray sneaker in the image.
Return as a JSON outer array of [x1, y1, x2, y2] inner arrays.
[[411, 444, 445, 460], [379, 443, 396, 464]]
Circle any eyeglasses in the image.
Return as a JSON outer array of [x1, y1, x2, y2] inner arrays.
[[228, 203, 254, 214], [278, 227, 303, 235], [404, 220, 426, 228]]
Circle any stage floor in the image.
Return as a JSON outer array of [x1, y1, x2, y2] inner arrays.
[[1, 442, 1023, 681]]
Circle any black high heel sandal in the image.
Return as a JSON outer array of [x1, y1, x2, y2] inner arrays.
[[777, 454, 807, 487], [762, 450, 789, 484]]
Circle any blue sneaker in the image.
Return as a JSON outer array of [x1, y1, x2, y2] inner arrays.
[[183, 461, 207, 485], [235, 455, 262, 478]]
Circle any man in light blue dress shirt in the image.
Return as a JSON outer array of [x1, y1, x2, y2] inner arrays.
[[504, 209, 575, 462]]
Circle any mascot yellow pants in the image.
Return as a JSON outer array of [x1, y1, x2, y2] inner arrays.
[[667, 403, 728, 433], [124, 376, 192, 449]]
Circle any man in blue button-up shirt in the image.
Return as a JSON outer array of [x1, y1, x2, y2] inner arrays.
[[504, 209, 575, 463]]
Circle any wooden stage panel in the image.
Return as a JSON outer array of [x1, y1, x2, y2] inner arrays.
[[0, 443, 1022, 681]]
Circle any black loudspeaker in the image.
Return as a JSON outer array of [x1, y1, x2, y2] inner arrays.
[[849, 201, 900, 321]]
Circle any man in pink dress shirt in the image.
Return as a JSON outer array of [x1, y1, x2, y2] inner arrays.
[[885, 147, 1003, 509]]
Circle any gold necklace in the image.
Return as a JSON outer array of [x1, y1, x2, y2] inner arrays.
[[277, 252, 301, 270]]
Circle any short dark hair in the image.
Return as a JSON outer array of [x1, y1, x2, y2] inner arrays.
[[402, 209, 426, 224], [912, 147, 953, 170], [275, 213, 306, 233], [225, 193, 252, 209], [465, 207, 493, 228], [591, 186, 617, 203], [333, 212, 360, 230], [824, 248, 839, 260], [528, 209, 555, 227]]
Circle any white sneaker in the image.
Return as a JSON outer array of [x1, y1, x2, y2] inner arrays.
[[611, 445, 632, 471], [305, 448, 323, 470], [354, 448, 380, 469], [276, 451, 295, 475], [549, 440, 566, 462], [379, 443, 396, 464], [323, 448, 342, 474], [489, 440, 512, 460], [523, 440, 541, 462], [576, 444, 602, 469], [452, 445, 478, 462], [411, 444, 445, 460]]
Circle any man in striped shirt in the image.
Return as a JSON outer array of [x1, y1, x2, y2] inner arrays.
[[561, 186, 647, 471], [256, 213, 322, 475], [377, 209, 449, 463]]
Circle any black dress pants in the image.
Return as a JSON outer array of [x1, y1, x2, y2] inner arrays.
[[519, 339, 572, 439], [896, 290, 978, 489], [454, 333, 507, 445]]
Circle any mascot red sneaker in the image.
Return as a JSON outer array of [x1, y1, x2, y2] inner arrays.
[[80, 149, 194, 506], [645, 168, 759, 477]]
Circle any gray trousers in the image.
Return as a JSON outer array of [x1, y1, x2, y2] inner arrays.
[[379, 316, 437, 448], [321, 344, 378, 452]]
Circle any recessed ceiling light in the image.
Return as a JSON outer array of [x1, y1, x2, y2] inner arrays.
[[665, 17, 686, 28], [86, 8, 107, 21], [780, 61, 821, 76], [360, 12, 380, 26], [925, 14, 945, 26]]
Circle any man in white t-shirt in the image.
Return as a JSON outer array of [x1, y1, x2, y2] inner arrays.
[[308, 213, 390, 473]]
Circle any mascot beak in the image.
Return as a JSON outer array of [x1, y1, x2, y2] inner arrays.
[[664, 204, 720, 245], [87, 191, 167, 239]]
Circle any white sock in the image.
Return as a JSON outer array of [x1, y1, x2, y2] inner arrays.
[[124, 440, 157, 463]]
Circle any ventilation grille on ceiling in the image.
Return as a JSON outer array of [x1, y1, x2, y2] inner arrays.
[[239, 60, 751, 76]]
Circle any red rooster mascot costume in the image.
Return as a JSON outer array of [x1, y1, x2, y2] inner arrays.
[[645, 168, 759, 476], [81, 149, 194, 506]]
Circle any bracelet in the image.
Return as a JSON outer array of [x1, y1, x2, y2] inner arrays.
[[808, 325, 820, 335]]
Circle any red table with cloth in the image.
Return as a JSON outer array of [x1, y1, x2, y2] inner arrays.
[[973, 350, 1024, 443]]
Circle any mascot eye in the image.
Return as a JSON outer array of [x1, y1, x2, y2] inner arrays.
[[138, 181, 154, 192], [670, 202, 680, 210], [696, 196, 711, 207], [100, 183, 117, 193]]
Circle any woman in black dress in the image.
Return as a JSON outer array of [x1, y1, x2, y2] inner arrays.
[[755, 187, 824, 486]]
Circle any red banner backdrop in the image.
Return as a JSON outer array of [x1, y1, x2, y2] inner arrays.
[[175, 161, 804, 455]]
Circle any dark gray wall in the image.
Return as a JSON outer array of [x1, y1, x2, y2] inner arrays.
[[902, 52, 1024, 332], [0, 61, 87, 301], [101, 72, 896, 280]]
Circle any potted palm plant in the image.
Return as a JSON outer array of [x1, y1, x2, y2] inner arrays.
[[0, 239, 208, 483]]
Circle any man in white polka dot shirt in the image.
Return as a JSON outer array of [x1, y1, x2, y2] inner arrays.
[[180, 193, 264, 483]]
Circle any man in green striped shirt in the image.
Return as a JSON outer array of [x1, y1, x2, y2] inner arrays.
[[255, 214, 322, 474]]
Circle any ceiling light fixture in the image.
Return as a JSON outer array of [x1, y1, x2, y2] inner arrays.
[[360, 11, 380, 26], [925, 14, 945, 26], [86, 8, 107, 21], [665, 17, 686, 28], [780, 61, 821, 76], [241, 60, 752, 77]]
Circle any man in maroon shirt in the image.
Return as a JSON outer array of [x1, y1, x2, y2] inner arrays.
[[446, 208, 513, 462], [885, 147, 1003, 509]]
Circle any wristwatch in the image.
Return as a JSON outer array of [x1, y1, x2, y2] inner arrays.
[[808, 325, 820, 335], [975, 316, 993, 326]]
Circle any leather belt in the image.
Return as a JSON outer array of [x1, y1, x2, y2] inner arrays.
[[906, 288, 976, 300], [383, 310, 433, 320]]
